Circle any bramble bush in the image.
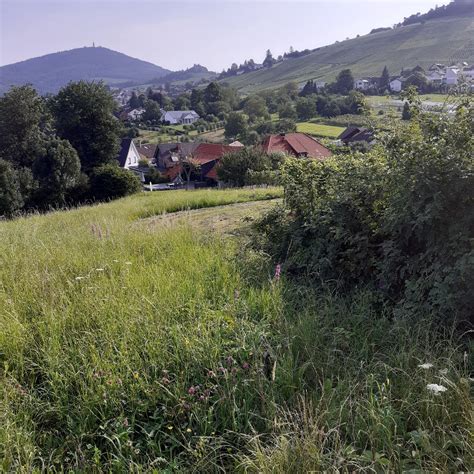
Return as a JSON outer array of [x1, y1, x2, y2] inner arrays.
[[256, 98, 474, 323]]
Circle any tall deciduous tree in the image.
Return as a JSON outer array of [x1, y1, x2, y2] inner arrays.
[[225, 112, 248, 139], [51, 81, 121, 174], [0, 85, 47, 168], [0, 159, 24, 217], [32, 138, 81, 206], [379, 66, 390, 91], [334, 69, 355, 95]]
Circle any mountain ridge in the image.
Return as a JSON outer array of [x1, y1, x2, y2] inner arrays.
[[0, 46, 171, 94]]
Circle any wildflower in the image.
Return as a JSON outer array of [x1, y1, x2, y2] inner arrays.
[[234, 289, 240, 300], [218, 366, 227, 375], [242, 362, 250, 370], [207, 370, 216, 378], [188, 386, 197, 395], [95, 268, 104, 272], [123, 418, 129, 427], [225, 356, 234, 366], [125, 261, 132, 265], [439, 368, 448, 375], [75, 276, 85, 281], [161, 377, 170, 385], [426, 383, 447, 395], [231, 367, 238, 375], [186, 428, 192, 433], [418, 363, 434, 369], [274, 263, 281, 281], [167, 425, 173, 430], [133, 372, 139, 380]]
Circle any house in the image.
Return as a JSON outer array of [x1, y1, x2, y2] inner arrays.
[[354, 79, 370, 91], [426, 70, 445, 86], [135, 142, 157, 163], [338, 126, 375, 146], [261, 133, 332, 159], [154, 142, 243, 183], [127, 108, 145, 121], [116, 138, 146, 181], [161, 110, 200, 125], [389, 78, 403, 92], [445, 67, 459, 85]]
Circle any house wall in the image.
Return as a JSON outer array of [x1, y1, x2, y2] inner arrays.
[[124, 142, 141, 169]]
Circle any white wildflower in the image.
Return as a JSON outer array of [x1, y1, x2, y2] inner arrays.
[[439, 368, 448, 375], [75, 276, 85, 281], [418, 363, 434, 369], [125, 261, 132, 265], [96, 268, 104, 272], [113, 259, 119, 263], [426, 383, 447, 395]]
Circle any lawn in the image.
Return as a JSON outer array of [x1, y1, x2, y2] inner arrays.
[[296, 121, 346, 138], [1, 186, 471, 471]]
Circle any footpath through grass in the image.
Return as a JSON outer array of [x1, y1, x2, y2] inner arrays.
[[0, 187, 472, 472]]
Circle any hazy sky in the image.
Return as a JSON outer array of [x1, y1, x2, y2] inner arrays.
[[1, 0, 440, 71]]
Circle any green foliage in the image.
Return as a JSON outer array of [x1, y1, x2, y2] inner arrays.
[[225, 112, 248, 139], [0, 159, 23, 217], [402, 101, 412, 120], [296, 96, 316, 120], [257, 100, 474, 323], [333, 68, 355, 95], [0, 85, 48, 168], [243, 95, 269, 121], [144, 167, 167, 184], [90, 163, 142, 201], [51, 81, 121, 173], [32, 138, 81, 207], [217, 148, 282, 186], [143, 99, 162, 122]]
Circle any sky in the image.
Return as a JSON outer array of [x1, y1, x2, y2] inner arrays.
[[1, 0, 441, 72]]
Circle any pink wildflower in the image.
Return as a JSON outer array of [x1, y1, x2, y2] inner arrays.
[[274, 264, 282, 281], [242, 362, 250, 370], [188, 386, 197, 395]]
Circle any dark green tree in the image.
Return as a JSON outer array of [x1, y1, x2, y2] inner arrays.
[[243, 95, 269, 121], [32, 138, 81, 206], [128, 91, 141, 109], [0, 85, 47, 168], [334, 69, 355, 95], [90, 163, 142, 200], [263, 49, 275, 68], [204, 82, 222, 104], [51, 81, 121, 174], [296, 97, 316, 120], [0, 159, 24, 217], [379, 66, 390, 91], [402, 102, 411, 120], [225, 112, 248, 139]]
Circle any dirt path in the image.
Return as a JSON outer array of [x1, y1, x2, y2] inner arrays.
[[140, 199, 281, 235]]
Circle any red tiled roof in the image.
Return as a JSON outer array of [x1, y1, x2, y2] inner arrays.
[[192, 143, 243, 163], [262, 133, 331, 159]]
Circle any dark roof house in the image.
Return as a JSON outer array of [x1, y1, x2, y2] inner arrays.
[[338, 127, 375, 145]]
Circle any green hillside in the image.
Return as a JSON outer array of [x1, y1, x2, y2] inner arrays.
[[222, 15, 474, 93]]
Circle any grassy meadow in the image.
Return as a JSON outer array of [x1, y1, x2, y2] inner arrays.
[[296, 122, 345, 139], [1, 187, 472, 471]]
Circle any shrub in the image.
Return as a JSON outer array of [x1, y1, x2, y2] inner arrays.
[[256, 99, 474, 323], [90, 164, 142, 201], [0, 159, 24, 217]]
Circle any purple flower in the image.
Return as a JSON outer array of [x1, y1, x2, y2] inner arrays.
[[225, 356, 234, 366], [274, 264, 282, 281], [242, 362, 250, 370], [188, 386, 197, 395]]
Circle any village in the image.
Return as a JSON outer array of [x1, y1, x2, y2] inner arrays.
[[110, 60, 474, 190]]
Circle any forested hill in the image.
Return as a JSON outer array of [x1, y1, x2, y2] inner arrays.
[[221, 13, 474, 93], [0, 46, 171, 94]]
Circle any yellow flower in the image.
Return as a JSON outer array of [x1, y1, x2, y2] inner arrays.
[[133, 372, 139, 379], [167, 425, 173, 430], [186, 428, 192, 433]]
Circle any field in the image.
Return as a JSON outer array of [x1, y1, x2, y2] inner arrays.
[[1, 188, 472, 471], [137, 127, 224, 145], [296, 122, 345, 138], [222, 16, 474, 92]]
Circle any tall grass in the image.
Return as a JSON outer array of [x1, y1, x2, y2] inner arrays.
[[0, 187, 472, 471]]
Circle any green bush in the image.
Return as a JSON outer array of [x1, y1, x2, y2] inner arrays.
[[90, 164, 142, 201], [256, 100, 474, 323]]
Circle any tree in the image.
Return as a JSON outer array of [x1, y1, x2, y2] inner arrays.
[[204, 82, 222, 105], [243, 95, 269, 121], [143, 100, 162, 122], [0, 85, 47, 168], [90, 164, 141, 201], [278, 102, 297, 120], [225, 112, 248, 139], [263, 49, 275, 68], [379, 66, 390, 92], [0, 159, 23, 217], [402, 102, 411, 120], [334, 69, 354, 95], [32, 138, 81, 206], [404, 72, 428, 93], [128, 91, 141, 109], [174, 93, 191, 110], [52, 81, 121, 174], [296, 97, 316, 120], [217, 148, 274, 187], [179, 156, 201, 189], [345, 91, 370, 115]]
